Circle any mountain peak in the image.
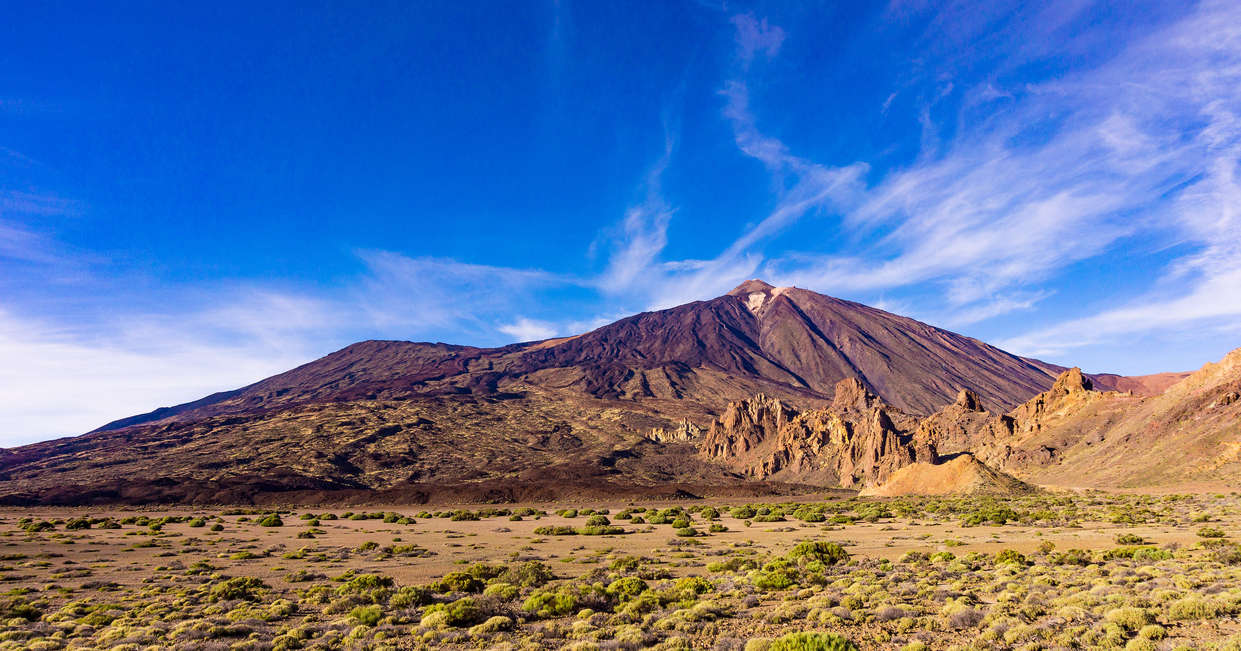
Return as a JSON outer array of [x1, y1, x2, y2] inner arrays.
[[726, 279, 776, 296]]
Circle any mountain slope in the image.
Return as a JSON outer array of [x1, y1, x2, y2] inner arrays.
[[96, 280, 1077, 435]]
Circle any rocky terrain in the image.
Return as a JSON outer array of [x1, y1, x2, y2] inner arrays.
[[0, 280, 1234, 505]]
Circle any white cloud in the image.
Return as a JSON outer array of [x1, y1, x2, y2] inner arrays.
[[0, 306, 315, 447], [497, 317, 559, 342], [731, 14, 785, 64]]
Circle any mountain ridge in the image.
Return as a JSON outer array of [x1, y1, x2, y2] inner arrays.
[[91, 281, 1157, 436]]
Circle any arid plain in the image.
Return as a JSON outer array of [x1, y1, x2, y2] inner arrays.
[[2, 490, 1240, 650]]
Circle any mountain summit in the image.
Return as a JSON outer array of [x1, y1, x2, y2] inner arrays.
[[96, 280, 1069, 429], [0, 282, 1198, 504]]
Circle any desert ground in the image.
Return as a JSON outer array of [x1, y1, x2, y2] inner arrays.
[[1, 491, 1240, 650]]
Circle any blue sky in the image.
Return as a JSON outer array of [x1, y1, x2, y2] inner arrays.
[[3, 1, 1241, 444]]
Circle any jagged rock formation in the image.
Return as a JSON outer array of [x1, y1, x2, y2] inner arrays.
[[913, 389, 994, 457], [646, 419, 703, 444], [697, 379, 934, 488]]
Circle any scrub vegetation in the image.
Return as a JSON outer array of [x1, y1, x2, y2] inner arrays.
[[1, 492, 1239, 649]]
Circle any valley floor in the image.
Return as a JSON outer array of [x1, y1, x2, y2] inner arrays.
[[1, 491, 1240, 649]]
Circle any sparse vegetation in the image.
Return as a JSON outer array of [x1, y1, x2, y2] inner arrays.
[[1, 491, 1239, 648]]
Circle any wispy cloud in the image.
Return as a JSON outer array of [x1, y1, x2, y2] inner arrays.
[[0, 300, 321, 446], [710, 1, 1241, 355], [730, 14, 785, 64], [498, 317, 559, 342], [595, 134, 676, 296]]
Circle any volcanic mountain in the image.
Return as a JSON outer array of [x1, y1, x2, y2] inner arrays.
[[0, 280, 1205, 504]]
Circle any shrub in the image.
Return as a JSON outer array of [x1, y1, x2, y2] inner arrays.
[[523, 589, 578, 618], [995, 549, 1028, 566], [1197, 526, 1226, 538], [533, 525, 578, 536], [422, 597, 482, 628], [337, 573, 394, 595], [788, 541, 849, 565], [349, 604, 383, 626], [763, 632, 860, 651], [607, 577, 649, 601], [390, 586, 433, 608], [1207, 542, 1241, 564], [961, 505, 1019, 526], [0, 597, 41, 621], [585, 514, 611, 527], [483, 582, 519, 600], [580, 524, 626, 535], [503, 561, 555, 587], [731, 506, 757, 519], [469, 615, 513, 635], [1105, 607, 1151, 632], [257, 514, 283, 527], [430, 571, 485, 594], [1114, 533, 1146, 545], [209, 576, 268, 602], [1168, 597, 1221, 620]]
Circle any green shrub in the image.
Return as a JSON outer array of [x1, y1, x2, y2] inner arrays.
[[208, 576, 268, 602], [483, 582, 519, 600], [502, 561, 555, 587], [533, 525, 578, 536], [337, 573, 394, 595], [430, 571, 485, 594], [257, 514, 283, 527], [422, 597, 482, 627], [0, 597, 41, 621], [523, 589, 578, 618], [961, 506, 1019, 526], [607, 577, 649, 601], [1197, 526, 1226, 538], [349, 604, 383, 626], [764, 632, 860, 651], [788, 541, 849, 565], [390, 586, 433, 608], [731, 506, 757, 519], [995, 549, 1028, 566]]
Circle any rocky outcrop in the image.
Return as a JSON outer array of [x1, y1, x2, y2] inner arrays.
[[697, 379, 934, 488], [646, 419, 704, 444], [913, 389, 993, 457]]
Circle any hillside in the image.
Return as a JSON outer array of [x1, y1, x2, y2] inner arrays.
[[975, 349, 1241, 488]]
